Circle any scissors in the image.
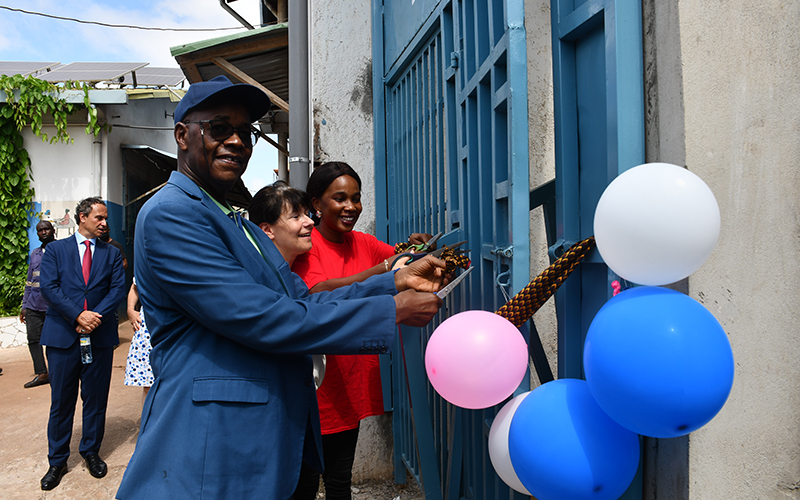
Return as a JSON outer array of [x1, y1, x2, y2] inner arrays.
[[405, 231, 444, 253], [390, 240, 468, 268], [436, 266, 474, 299]]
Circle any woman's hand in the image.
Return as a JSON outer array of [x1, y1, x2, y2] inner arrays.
[[128, 309, 142, 332], [408, 232, 436, 250]]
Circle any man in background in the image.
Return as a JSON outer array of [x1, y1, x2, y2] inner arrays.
[[99, 224, 127, 270], [19, 220, 55, 388], [39, 197, 125, 491]]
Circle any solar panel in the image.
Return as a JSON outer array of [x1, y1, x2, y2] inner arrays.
[[0, 61, 61, 77], [40, 62, 148, 83], [119, 67, 186, 87]]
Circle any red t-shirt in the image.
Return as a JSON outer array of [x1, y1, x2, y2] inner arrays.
[[292, 229, 396, 434]]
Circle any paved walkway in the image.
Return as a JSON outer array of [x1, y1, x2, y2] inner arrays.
[[0, 320, 423, 500], [0, 321, 142, 499]]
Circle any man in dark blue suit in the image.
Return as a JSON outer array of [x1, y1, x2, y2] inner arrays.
[[116, 76, 445, 499], [39, 197, 126, 491]]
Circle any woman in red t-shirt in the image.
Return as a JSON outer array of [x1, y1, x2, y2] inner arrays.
[[291, 162, 429, 500]]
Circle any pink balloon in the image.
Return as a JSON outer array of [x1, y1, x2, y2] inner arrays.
[[425, 311, 529, 409]]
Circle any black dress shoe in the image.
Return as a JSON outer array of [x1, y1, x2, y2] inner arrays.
[[84, 452, 107, 478], [41, 464, 67, 490], [24, 373, 49, 388]]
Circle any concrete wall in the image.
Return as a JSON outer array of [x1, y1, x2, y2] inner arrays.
[[645, 1, 800, 498], [525, 0, 559, 385], [312, 0, 379, 237], [311, 0, 394, 483]]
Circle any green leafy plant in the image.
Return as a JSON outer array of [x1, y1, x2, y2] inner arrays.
[[0, 269, 25, 316], [0, 74, 104, 313]]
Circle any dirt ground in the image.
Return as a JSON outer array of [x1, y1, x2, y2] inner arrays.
[[0, 321, 422, 500]]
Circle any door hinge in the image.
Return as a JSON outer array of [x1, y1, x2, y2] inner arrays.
[[491, 245, 514, 259]]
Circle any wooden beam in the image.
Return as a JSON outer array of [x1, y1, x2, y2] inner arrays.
[[182, 63, 203, 84], [211, 56, 290, 114], [256, 129, 289, 157]]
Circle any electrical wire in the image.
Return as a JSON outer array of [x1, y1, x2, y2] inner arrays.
[[0, 5, 260, 32]]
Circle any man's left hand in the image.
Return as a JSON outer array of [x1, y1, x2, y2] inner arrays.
[[394, 255, 446, 293]]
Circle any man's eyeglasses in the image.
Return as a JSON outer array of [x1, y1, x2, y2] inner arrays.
[[184, 119, 259, 148]]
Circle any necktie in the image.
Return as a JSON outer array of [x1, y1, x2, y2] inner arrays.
[[228, 210, 243, 230], [82, 240, 92, 309]]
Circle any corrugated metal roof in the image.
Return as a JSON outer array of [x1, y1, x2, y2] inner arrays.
[[170, 23, 289, 105], [170, 23, 287, 57]]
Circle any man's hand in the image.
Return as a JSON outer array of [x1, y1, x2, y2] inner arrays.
[[128, 309, 142, 332], [76, 311, 102, 334], [394, 255, 446, 293], [19, 309, 26, 324], [394, 290, 443, 327]]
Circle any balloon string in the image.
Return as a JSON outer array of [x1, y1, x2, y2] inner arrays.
[[610, 274, 631, 297]]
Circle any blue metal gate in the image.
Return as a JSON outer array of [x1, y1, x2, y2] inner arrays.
[[373, 1, 530, 498], [550, 0, 645, 498]]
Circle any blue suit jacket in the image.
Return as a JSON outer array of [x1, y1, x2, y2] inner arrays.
[[117, 172, 399, 500], [40, 235, 125, 349]]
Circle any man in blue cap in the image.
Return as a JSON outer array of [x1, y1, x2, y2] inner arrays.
[[116, 76, 445, 499]]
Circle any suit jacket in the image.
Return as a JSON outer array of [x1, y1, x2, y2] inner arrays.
[[116, 172, 399, 500], [40, 235, 125, 349]]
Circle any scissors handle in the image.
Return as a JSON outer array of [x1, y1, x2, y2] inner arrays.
[[390, 252, 420, 268]]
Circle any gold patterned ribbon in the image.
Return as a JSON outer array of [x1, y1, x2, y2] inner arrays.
[[495, 236, 596, 327], [394, 242, 471, 274]]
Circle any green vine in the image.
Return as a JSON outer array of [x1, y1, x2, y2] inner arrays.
[[0, 74, 104, 314]]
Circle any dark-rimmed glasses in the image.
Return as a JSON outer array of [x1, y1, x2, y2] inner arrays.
[[183, 119, 259, 148]]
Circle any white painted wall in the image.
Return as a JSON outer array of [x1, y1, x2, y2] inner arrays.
[[23, 95, 177, 241], [24, 124, 99, 239], [311, 0, 394, 484], [26, 126, 96, 202]]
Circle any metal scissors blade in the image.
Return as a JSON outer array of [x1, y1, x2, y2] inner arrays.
[[392, 240, 469, 268], [436, 266, 474, 299], [403, 231, 444, 253], [413, 231, 444, 252], [428, 240, 468, 258]]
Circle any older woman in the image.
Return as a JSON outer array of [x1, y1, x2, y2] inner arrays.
[[249, 180, 315, 267]]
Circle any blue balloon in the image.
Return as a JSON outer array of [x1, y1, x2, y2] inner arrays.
[[508, 379, 640, 500], [584, 286, 734, 438]]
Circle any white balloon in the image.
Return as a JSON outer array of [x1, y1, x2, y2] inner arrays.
[[594, 163, 720, 285], [488, 392, 532, 495]]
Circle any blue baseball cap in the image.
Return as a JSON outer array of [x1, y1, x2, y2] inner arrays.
[[174, 75, 271, 124]]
